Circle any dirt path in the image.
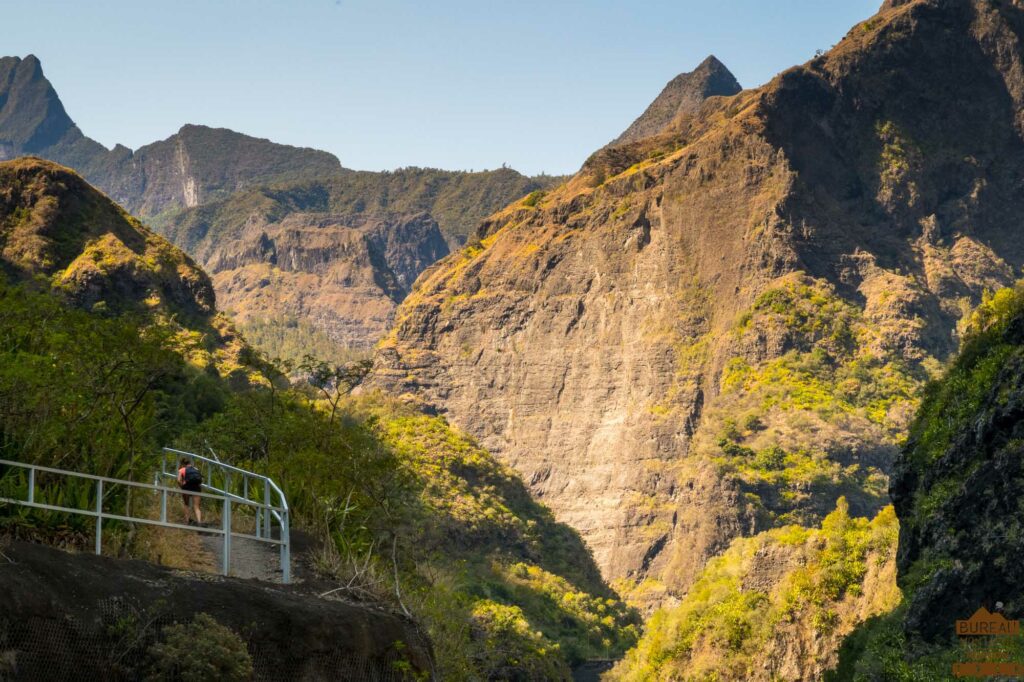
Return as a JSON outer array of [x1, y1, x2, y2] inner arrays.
[[201, 532, 284, 582]]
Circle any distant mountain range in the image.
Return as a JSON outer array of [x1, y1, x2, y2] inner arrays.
[[0, 54, 559, 353]]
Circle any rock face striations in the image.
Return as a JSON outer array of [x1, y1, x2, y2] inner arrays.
[[371, 0, 1024, 604], [160, 186, 451, 348]]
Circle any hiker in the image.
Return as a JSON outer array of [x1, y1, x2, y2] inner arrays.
[[177, 457, 204, 526]]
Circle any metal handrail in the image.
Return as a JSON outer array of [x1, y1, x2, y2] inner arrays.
[[0, 454, 291, 583], [158, 447, 290, 582], [161, 447, 288, 511]]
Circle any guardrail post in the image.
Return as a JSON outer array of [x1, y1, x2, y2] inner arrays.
[[263, 483, 271, 538], [95, 479, 103, 556], [281, 509, 290, 584], [27, 467, 34, 504], [222, 496, 231, 577], [160, 489, 167, 523]]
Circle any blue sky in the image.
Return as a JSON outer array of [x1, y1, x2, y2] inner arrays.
[[3, 1, 879, 175]]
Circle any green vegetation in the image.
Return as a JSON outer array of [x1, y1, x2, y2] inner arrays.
[[0, 280, 227, 542], [239, 316, 372, 369], [0, 273, 636, 679], [702, 274, 925, 524], [875, 120, 921, 207], [522, 190, 546, 208], [828, 602, 1024, 681], [155, 166, 564, 250], [147, 613, 254, 682], [898, 282, 1024, 546], [828, 283, 1024, 679], [610, 501, 899, 681]]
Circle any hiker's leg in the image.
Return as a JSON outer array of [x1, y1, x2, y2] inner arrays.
[[182, 494, 192, 524], [193, 496, 202, 524]]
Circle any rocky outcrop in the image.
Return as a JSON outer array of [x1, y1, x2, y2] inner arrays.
[[201, 210, 450, 348], [610, 55, 742, 146], [891, 285, 1024, 644], [0, 540, 432, 681], [371, 0, 1024, 605]]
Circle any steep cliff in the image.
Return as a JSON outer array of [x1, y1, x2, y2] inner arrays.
[[152, 169, 564, 352], [372, 0, 1024, 614]]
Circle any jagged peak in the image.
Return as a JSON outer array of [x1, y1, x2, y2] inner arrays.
[[0, 54, 75, 153], [610, 55, 742, 147]]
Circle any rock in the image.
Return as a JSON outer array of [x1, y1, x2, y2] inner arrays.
[[609, 55, 742, 146], [370, 0, 1024, 606], [0, 540, 432, 680]]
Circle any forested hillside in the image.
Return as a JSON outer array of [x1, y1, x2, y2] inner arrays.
[[0, 159, 633, 679]]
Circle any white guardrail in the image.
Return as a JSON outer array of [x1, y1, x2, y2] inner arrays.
[[0, 448, 290, 583]]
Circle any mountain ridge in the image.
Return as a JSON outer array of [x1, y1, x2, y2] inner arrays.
[[371, 0, 1024, 625], [0, 54, 562, 355]]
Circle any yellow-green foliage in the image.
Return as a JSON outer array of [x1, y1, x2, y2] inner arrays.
[[875, 120, 920, 206], [903, 284, 1024, 495], [146, 613, 254, 682], [706, 274, 924, 523], [726, 275, 920, 431], [240, 316, 371, 369], [378, 412, 536, 543], [877, 121, 912, 179], [369, 408, 640, 676], [610, 501, 899, 681], [468, 600, 569, 680], [522, 190, 546, 208]]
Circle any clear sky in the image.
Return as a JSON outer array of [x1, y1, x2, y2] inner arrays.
[[3, 1, 880, 175]]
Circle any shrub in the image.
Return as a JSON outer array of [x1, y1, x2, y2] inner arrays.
[[146, 613, 253, 682]]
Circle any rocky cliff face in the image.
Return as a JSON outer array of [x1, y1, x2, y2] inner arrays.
[[371, 0, 1024, 607], [152, 170, 563, 351], [0, 57, 559, 353], [610, 55, 742, 146], [0, 540, 432, 680], [197, 208, 449, 349]]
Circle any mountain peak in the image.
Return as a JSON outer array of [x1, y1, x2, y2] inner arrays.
[[0, 54, 75, 157], [610, 55, 742, 146], [696, 54, 728, 71]]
